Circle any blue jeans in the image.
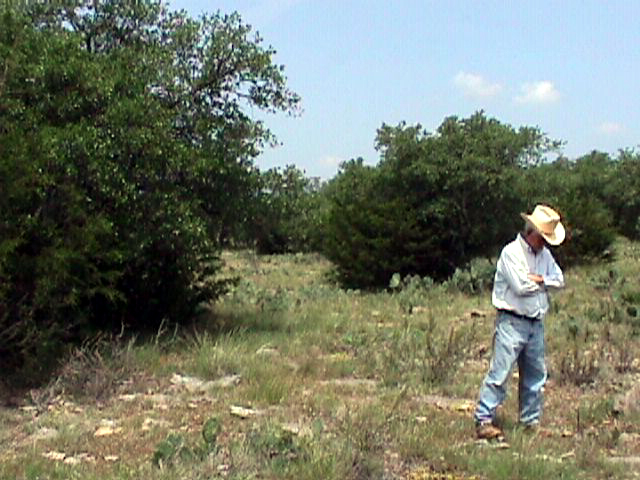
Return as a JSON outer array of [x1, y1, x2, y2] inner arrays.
[[474, 311, 547, 426]]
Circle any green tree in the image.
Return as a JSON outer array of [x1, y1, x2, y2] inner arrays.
[[0, 2, 299, 379], [28, 0, 301, 243], [322, 112, 560, 288], [608, 149, 640, 239], [522, 152, 616, 265], [251, 166, 325, 254]]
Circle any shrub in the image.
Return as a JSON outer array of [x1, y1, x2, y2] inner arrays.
[[0, 4, 299, 378], [322, 113, 555, 288], [152, 417, 220, 468], [555, 317, 600, 386], [251, 166, 325, 254], [521, 155, 616, 265], [607, 149, 640, 239], [445, 257, 496, 295]]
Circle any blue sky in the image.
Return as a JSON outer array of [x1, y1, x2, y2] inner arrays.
[[169, 0, 640, 179]]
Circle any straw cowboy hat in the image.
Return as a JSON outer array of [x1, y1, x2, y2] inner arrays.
[[520, 205, 565, 246]]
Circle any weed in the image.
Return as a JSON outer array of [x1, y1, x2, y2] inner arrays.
[[445, 257, 496, 295], [578, 396, 615, 426], [152, 416, 220, 468], [5, 241, 640, 480], [248, 422, 307, 472], [555, 316, 600, 386], [389, 273, 436, 313], [33, 333, 137, 406], [333, 405, 387, 480]]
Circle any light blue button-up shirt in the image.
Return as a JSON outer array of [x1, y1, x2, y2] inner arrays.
[[492, 234, 565, 320]]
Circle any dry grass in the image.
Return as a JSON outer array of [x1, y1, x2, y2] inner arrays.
[[2, 239, 640, 479]]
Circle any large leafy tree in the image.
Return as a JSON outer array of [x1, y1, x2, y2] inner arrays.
[[28, 0, 300, 242], [322, 112, 560, 288], [0, 2, 299, 378], [250, 166, 325, 254], [608, 149, 640, 239]]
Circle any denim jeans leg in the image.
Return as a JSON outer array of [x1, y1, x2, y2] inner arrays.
[[474, 313, 526, 425], [517, 321, 547, 425]]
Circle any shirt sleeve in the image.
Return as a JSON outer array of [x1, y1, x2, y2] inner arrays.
[[542, 250, 565, 289], [498, 247, 541, 296]]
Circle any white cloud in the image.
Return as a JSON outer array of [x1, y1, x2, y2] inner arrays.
[[598, 122, 624, 135], [453, 72, 503, 98], [320, 155, 344, 167], [514, 81, 560, 105]]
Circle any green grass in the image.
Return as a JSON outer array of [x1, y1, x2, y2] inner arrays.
[[2, 239, 640, 479]]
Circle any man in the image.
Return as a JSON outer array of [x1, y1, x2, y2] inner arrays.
[[474, 204, 565, 439]]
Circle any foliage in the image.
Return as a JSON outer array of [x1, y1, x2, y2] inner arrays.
[[0, 2, 299, 378], [376, 318, 478, 387], [250, 166, 325, 254], [38, 334, 137, 405], [322, 112, 558, 288], [389, 273, 435, 313], [555, 316, 600, 386], [3, 243, 640, 480], [152, 416, 220, 468], [321, 158, 398, 287], [445, 257, 496, 295], [607, 149, 640, 240], [248, 423, 307, 471], [522, 153, 617, 266], [586, 268, 640, 333]]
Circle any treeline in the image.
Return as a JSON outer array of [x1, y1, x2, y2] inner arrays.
[[1, 1, 639, 381], [259, 115, 639, 287]]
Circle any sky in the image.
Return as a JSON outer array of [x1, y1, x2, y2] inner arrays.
[[169, 0, 640, 179]]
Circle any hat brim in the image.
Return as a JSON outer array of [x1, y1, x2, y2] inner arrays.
[[521, 213, 565, 246]]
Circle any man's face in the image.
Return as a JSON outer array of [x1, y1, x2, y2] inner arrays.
[[528, 231, 546, 253]]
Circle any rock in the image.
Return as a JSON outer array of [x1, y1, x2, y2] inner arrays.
[[142, 417, 170, 431], [170, 373, 240, 392], [411, 306, 429, 314], [42, 451, 66, 461], [256, 345, 279, 356], [230, 405, 262, 418], [319, 378, 378, 389], [94, 426, 122, 437], [416, 394, 475, 413], [212, 374, 241, 388], [282, 422, 313, 438], [170, 373, 213, 392], [94, 420, 122, 437], [118, 394, 138, 402]]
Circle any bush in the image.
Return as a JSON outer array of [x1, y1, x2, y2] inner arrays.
[[522, 155, 616, 266], [0, 2, 301, 379], [607, 150, 640, 239], [321, 158, 400, 287], [445, 257, 496, 295], [251, 166, 325, 254], [321, 113, 555, 288], [0, 7, 273, 378]]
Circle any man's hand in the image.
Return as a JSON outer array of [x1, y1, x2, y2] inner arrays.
[[528, 273, 544, 284]]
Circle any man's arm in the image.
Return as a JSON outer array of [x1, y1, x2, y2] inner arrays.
[[499, 248, 541, 295], [541, 250, 564, 289]]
